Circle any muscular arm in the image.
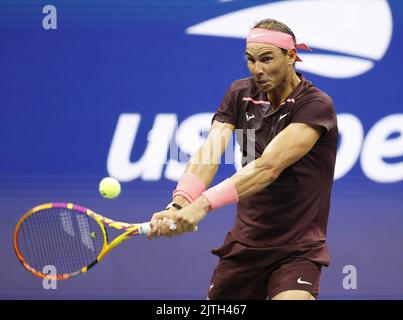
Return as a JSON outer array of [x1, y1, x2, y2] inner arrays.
[[172, 120, 235, 208], [148, 120, 234, 238], [231, 123, 322, 198]]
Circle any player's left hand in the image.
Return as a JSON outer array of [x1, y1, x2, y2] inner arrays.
[[171, 196, 211, 234], [148, 208, 183, 239]]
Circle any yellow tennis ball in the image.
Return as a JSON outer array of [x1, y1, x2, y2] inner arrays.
[[99, 177, 121, 199]]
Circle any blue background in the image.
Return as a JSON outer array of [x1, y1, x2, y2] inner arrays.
[[1, 0, 402, 299]]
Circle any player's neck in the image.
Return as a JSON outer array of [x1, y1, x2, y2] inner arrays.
[[267, 71, 301, 110]]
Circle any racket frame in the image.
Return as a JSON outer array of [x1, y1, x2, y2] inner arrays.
[[14, 202, 143, 280]]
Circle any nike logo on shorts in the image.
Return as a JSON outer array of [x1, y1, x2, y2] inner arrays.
[[297, 277, 312, 285]]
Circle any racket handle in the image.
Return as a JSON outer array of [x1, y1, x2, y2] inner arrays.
[[138, 222, 151, 235], [137, 221, 198, 235]]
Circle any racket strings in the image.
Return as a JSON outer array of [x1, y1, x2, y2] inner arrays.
[[17, 208, 105, 276], [37, 211, 66, 273]]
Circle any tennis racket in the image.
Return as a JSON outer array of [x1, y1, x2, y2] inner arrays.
[[13, 202, 177, 280]]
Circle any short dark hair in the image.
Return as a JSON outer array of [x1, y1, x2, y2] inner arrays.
[[253, 19, 296, 57]]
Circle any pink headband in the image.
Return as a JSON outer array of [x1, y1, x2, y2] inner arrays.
[[246, 28, 311, 62]]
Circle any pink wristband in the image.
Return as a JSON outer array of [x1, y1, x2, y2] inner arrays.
[[173, 172, 206, 203], [202, 179, 239, 210]]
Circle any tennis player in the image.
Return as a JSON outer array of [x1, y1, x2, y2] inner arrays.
[[148, 19, 338, 300]]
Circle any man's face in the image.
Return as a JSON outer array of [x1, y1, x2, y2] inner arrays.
[[245, 42, 291, 92]]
